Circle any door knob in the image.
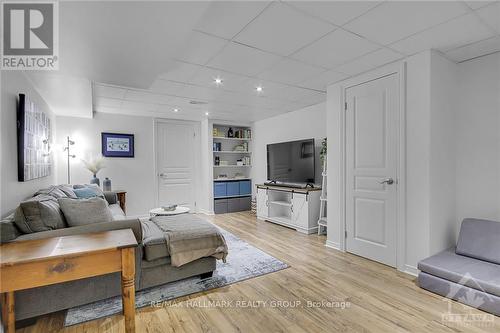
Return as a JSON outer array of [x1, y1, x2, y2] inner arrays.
[[379, 178, 394, 185], [159, 173, 167, 178]]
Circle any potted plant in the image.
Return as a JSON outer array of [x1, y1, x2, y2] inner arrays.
[[320, 138, 327, 163], [82, 155, 105, 186]]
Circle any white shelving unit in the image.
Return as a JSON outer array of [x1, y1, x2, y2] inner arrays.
[[212, 123, 253, 214]]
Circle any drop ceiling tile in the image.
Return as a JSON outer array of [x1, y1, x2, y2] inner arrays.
[[149, 79, 188, 95], [258, 58, 326, 85], [273, 84, 326, 103], [157, 61, 202, 82], [298, 70, 349, 91], [195, 1, 270, 39], [207, 42, 281, 76], [344, 1, 468, 45], [292, 29, 379, 68], [188, 67, 249, 89], [121, 100, 159, 112], [94, 84, 126, 99], [234, 2, 334, 56], [177, 31, 228, 65], [445, 35, 500, 62], [465, 1, 495, 9], [476, 2, 500, 33], [95, 97, 122, 108], [287, 1, 381, 26], [124, 90, 173, 104], [228, 79, 292, 99], [390, 13, 494, 55], [178, 85, 222, 102], [335, 48, 404, 75]]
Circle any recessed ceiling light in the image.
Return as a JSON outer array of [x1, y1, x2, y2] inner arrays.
[[173, 108, 179, 112], [205, 112, 209, 116], [214, 77, 223, 86], [256, 86, 263, 93]]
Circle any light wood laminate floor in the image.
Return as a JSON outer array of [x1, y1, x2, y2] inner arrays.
[[19, 212, 499, 332]]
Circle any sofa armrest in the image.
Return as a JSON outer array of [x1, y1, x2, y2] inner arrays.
[[104, 191, 118, 205], [14, 218, 143, 243]]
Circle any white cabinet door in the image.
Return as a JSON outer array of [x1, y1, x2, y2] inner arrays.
[[345, 73, 399, 267], [256, 188, 268, 218], [291, 194, 308, 228]]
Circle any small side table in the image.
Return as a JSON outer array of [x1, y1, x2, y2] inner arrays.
[[150, 206, 190, 217], [114, 190, 127, 214], [0, 230, 138, 333]]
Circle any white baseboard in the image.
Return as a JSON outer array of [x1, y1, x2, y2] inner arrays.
[[402, 264, 419, 277], [325, 240, 342, 251], [199, 209, 215, 216]]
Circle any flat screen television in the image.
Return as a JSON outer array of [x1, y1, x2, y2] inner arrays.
[[267, 138, 315, 185]]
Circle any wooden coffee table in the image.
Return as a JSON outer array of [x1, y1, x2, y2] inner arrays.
[[0, 229, 138, 333]]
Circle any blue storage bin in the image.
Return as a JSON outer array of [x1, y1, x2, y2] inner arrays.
[[226, 181, 240, 196], [239, 180, 251, 195], [214, 182, 227, 198]]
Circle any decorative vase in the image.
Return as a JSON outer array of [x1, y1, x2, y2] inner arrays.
[[228, 127, 234, 138], [103, 177, 112, 191], [90, 174, 100, 186]]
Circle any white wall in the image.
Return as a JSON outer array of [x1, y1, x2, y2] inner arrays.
[[252, 103, 326, 188], [55, 113, 156, 216], [429, 52, 458, 255], [1, 72, 58, 217], [455, 53, 500, 228], [404, 51, 432, 268]]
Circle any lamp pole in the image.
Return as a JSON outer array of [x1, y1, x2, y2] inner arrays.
[[64, 136, 75, 184]]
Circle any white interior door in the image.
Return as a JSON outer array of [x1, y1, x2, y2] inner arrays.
[[345, 74, 399, 267], [156, 121, 196, 211]]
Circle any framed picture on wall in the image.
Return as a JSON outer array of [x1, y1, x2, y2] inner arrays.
[[17, 93, 52, 181], [101, 132, 134, 157]]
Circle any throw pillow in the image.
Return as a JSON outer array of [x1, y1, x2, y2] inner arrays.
[[73, 184, 105, 198], [73, 187, 100, 199], [14, 195, 67, 233], [58, 197, 113, 227], [34, 185, 78, 199]]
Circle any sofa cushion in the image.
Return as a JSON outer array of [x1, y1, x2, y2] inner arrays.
[[456, 218, 500, 265], [109, 204, 125, 220], [418, 248, 500, 297], [58, 197, 113, 227], [141, 220, 169, 261], [0, 214, 21, 243], [418, 272, 500, 317], [14, 195, 67, 233]]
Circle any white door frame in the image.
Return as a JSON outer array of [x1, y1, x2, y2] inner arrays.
[[153, 118, 201, 212], [336, 62, 407, 272]]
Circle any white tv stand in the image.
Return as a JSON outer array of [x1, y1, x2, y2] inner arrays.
[[256, 184, 321, 234]]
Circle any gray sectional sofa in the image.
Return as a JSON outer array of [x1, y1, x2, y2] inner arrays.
[[418, 218, 500, 316], [0, 185, 216, 321]]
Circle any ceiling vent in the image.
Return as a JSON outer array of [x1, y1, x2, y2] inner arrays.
[[189, 100, 208, 105]]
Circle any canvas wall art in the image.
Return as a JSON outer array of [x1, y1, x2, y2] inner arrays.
[[17, 94, 52, 182]]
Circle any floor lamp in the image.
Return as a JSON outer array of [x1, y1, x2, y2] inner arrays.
[[64, 136, 76, 184]]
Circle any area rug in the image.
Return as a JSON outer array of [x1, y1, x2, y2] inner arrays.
[[64, 227, 289, 326]]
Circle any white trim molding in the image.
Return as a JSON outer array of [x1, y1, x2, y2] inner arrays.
[[325, 240, 342, 251]]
